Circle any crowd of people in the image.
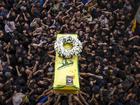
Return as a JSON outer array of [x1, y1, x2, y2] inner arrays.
[[0, 0, 140, 105]]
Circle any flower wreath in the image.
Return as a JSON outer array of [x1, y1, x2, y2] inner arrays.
[[54, 36, 82, 58]]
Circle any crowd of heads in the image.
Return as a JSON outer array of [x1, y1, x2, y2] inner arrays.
[[0, 0, 140, 105]]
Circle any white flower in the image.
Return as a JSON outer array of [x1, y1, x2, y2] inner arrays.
[[54, 36, 82, 58]]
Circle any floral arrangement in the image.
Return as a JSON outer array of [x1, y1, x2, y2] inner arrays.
[[54, 36, 82, 58]]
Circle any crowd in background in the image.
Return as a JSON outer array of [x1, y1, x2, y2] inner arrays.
[[0, 0, 140, 105]]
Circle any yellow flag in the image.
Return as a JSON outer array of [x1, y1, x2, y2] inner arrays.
[[132, 19, 136, 32]]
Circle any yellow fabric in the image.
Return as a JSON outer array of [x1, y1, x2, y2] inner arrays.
[[132, 19, 136, 32], [53, 34, 80, 94], [22, 96, 29, 103], [86, 1, 96, 12]]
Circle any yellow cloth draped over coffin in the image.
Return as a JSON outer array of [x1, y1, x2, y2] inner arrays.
[[53, 34, 80, 94]]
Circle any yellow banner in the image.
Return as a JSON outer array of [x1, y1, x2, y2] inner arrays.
[[53, 34, 80, 94]]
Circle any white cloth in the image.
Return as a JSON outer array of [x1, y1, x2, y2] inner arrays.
[[5, 21, 16, 33], [12, 93, 25, 105]]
